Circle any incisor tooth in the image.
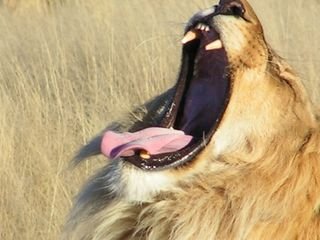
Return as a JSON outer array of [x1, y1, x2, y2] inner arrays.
[[140, 150, 151, 159], [205, 39, 223, 50], [181, 31, 197, 44]]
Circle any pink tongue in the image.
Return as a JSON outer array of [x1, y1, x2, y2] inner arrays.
[[101, 127, 193, 159]]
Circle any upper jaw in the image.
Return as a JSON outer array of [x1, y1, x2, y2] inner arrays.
[[181, 7, 224, 53], [181, 23, 223, 52], [182, 5, 226, 51]]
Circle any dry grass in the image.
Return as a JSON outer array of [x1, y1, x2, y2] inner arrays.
[[0, 0, 319, 239]]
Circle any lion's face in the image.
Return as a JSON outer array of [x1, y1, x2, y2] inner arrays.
[[105, 0, 315, 202]]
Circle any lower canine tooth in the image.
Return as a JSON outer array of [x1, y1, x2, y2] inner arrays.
[[205, 40, 223, 50], [140, 150, 151, 159], [181, 31, 197, 44]]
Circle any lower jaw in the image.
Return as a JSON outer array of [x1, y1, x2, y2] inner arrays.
[[121, 164, 178, 202]]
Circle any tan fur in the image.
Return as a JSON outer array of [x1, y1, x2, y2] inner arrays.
[[64, 0, 320, 239]]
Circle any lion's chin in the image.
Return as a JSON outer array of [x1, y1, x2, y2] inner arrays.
[[119, 164, 178, 202]]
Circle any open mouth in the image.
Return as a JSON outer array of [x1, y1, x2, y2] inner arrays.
[[118, 15, 232, 170]]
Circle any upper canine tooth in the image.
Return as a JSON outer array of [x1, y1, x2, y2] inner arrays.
[[205, 39, 223, 50], [181, 30, 197, 44]]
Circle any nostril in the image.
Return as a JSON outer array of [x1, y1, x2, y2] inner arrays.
[[229, 6, 243, 16], [222, 1, 245, 17]]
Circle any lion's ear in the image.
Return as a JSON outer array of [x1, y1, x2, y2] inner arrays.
[[267, 47, 299, 86], [267, 47, 319, 129]]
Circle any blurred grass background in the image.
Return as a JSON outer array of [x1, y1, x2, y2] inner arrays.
[[0, 0, 319, 239]]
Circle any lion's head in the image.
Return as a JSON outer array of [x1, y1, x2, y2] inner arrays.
[[96, 0, 316, 202]]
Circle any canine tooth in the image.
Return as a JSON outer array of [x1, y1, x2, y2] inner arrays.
[[205, 26, 210, 32], [205, 39, 223, 50], [140, 150, 151, 159], [181, 31, 197, 44]]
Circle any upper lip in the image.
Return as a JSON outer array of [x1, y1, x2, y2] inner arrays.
[[185, 7, 217, 33], [123, 5, 232, 171]]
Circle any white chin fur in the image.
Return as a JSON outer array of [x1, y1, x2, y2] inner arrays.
[[121, 167, 176, 202]]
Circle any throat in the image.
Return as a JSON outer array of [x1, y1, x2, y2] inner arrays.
[[174, 47, 229, 139]]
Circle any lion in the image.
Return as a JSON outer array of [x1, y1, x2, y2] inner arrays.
[[63, 0, 320, 239]]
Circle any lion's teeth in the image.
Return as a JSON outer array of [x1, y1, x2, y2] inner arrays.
[[196, 23, 210, 32], [181, 31, 197, 44], [140, 150, 151, 159], [205, 39, 223, 50]]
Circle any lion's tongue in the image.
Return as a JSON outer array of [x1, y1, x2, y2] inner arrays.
[[101, 127, 193, 159]]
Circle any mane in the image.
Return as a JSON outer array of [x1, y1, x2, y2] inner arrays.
[[65, 128, 320, 239]]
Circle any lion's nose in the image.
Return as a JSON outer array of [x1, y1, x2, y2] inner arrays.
[[185, 0, 246, 31]]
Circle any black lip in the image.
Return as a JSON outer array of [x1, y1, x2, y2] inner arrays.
[[123, 9, 232, 171]]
